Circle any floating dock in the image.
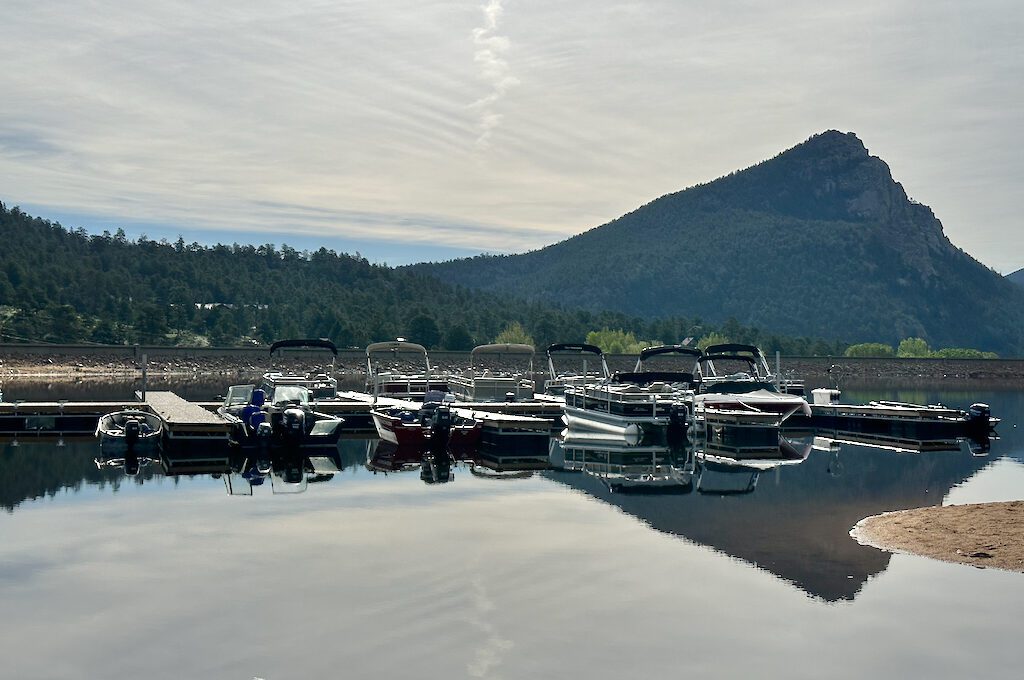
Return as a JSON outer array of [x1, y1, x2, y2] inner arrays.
[[142, 391, 231, 440]]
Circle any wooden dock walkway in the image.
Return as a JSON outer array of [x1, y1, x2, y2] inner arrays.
[[143, 391, 231, 440]]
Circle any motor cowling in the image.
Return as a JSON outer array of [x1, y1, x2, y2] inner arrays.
[[282, 407, 306, 439], [124, 419, 141, 445]]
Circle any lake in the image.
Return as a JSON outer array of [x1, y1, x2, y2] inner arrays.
[[1, 384, 1022, 679]]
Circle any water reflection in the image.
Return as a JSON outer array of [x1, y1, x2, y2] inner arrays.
[[0, 393, 1009, 606], [1, 388, 1023, 680]]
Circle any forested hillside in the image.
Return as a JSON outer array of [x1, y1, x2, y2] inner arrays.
[[1007, 268, 1024, 288], [0, 202, 844, 354], [411, 131, 1024, 355]]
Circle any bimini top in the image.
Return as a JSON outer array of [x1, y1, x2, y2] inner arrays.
[[365, 340, 429, 356], [270, 338, 338, 356], [637, 345, 703, 363], [471, 343, 535, 356], [702, 343, 764, 358], [545, 343, 604, 357]]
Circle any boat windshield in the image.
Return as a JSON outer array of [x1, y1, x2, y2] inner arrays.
[[271, 385, 310, 406], [224, 384, 255, 406]]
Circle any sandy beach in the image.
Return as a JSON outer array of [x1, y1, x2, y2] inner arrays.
[[852, 501, 1024, 573]]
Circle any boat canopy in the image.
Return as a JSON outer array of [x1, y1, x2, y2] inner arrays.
[[471, 343, 535, 356], [702, 343, 764, 358], [270, 338, 338, 356], [365, 340, 429, 356], [638, 345, 703, 362], [612, 370, 696, 387], [545, 343, 604, 357]]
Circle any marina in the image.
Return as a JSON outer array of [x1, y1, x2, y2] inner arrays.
[[0, 374, 1020, 680]]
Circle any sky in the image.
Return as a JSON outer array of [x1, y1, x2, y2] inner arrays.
[[1, 0, 1021, 270]]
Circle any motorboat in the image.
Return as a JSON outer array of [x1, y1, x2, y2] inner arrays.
[[693, 347, 811, 428], [806, 387, 998, 449], [370, 390, 481, 453], [699, 343, 805, 395], [95, 409, 163, 451], [260, 338, 340, 401], [561, 345, 699, 444], [365, 340, 445, 401], [543, 343, 610, 396], [447, 343, 536, 402], [218, 383, 343, 449]]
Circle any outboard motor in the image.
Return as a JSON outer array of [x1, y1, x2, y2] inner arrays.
[[667, 403, 689, 447], [429, 405, 454, 455], [123, 418, 141, 447], [282, 407, 306, 442], [968, 403, 992, 431]]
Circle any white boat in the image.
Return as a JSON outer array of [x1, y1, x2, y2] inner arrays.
[[260, 338, 339, 401], [218, 383, 343, 448], [693, 347, 810, 428], [447, 343, 536, 402], [699, 343, 805, 395], [95, 409, 163, 451], [365, 340, 444, 401], [543, 343, 610, 396], [562, 345, 699, 444]]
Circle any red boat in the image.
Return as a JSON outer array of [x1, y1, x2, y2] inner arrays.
[[370, 394, 481, 454]]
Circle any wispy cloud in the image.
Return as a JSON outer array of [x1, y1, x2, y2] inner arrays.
[[470, 1, 519, 148], [0, 1, 1022, 268]]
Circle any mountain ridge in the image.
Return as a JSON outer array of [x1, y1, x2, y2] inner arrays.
[[410, 131, 1024, 354]]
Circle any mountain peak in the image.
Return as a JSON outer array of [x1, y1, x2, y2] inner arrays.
[[687, 129, 912, 225]]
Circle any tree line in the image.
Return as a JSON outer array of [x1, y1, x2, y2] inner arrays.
[[0, 202, 865, 355]]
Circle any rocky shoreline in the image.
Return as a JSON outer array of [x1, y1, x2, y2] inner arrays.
[[3, 346, 1024, 384]]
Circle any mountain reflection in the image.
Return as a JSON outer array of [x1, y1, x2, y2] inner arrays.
[[545, 429, 990, 601]]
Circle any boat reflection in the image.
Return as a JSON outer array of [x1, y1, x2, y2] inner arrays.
[[560, 435, 695, 494], [155, 446, 348, 496], [694, 427, 812, 496], [94, 448, 159, 477]]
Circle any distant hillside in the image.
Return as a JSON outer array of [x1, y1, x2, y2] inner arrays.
[[411, 131, 1024, 355], [1007, 268, 1024, 288], [0, 203, 646, 349], [1, 202, 827, 352]]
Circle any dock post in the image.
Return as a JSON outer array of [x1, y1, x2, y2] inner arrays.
[[141, 353, 148, 402]]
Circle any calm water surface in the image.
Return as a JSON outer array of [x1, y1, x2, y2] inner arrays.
[[1, 385, 1023, 679]]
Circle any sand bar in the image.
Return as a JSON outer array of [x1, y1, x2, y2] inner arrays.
[[852, 501, 1024, 573]]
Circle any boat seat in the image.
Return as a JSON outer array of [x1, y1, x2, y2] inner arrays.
[[241, 390, 267, 431]]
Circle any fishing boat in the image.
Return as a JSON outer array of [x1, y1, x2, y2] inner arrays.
[[365, 340, 444, 401], [543, 343, 610, 396], [370, 390, 481, 452], [218, 383, 343, 448], [806, 387, 998, 441], [95, 409, 163, 451], [447, 343, 536, 402], [561, 345, 699, 444]]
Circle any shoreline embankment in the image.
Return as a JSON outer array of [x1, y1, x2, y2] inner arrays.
[[2, 342, 1024, 384]]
